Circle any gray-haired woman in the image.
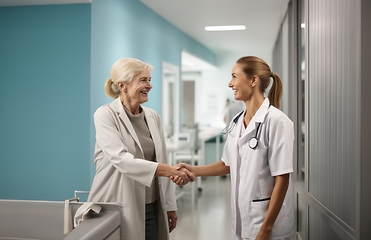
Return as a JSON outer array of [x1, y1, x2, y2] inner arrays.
[[88, 58, 194, 240]]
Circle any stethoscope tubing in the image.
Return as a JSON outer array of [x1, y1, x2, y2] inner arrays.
[[221, 111, 262, 150], [221, 111, 244, 134]]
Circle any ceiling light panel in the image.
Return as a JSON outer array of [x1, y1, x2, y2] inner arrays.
[[204, 25, 246, 31]]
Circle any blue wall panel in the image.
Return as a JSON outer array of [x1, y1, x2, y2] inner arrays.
[[0, 0, 216, 199], [0, 4, 91, 200]]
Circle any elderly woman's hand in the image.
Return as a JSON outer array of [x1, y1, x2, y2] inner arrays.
[[155, 163, 195, 185], [168, 164, 195, 185], [169, 163, 196, 186]]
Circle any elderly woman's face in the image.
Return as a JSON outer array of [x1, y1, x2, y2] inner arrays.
[[126, 68, 153, 104]]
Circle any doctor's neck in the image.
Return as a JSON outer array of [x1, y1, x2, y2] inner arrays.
[[244, 95, 264, 121]]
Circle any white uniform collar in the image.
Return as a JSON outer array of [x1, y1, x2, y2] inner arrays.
[[240, 98, 270, 135], [252, 98, 270, 123]]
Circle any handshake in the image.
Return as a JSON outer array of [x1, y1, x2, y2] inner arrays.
[[158, 160, 227, 185], [168, 163, 196, 186]]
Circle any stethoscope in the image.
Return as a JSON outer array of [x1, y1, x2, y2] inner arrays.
[[221, 110, 262, 149]]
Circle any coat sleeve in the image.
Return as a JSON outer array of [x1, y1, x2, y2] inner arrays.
[[94, 106, 158, 187]]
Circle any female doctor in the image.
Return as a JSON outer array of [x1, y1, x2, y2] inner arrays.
[[175, 56, 294, 240]]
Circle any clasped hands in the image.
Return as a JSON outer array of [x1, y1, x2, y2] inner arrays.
[[168, 163, 195, 186]]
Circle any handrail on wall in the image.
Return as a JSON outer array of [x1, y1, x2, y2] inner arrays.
[[74, 190, 90, 200]]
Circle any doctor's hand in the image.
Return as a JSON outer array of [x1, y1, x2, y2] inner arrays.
[[156, 163, 195, 186], [168, 164, 195, 186], [170, 163, 196, 185], [255, 229, 271, 240], [175, 165, 195, 186]]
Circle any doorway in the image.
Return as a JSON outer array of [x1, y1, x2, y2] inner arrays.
[[162, 61, 180, 139]]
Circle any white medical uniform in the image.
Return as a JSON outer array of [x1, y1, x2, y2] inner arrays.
[[222, 98, 294, 240]]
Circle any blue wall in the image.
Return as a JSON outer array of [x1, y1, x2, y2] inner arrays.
[[0, 0, 216, 201], [0, 4, 91, 201], [89, 0, 216, 179], [90, 0, 216, 114]]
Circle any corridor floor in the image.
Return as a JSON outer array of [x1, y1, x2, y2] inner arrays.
[[170, 176, 232, 240]]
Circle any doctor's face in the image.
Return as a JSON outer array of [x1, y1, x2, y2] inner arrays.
[[229, 63, 253, 101], [126, 68, 153, 105]]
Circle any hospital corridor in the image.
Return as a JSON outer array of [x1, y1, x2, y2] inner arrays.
[[0, 0, 370, 239]]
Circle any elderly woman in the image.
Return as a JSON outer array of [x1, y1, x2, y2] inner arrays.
[[88, 58, 193, 240]]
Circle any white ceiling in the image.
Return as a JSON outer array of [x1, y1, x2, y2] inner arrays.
[[0, 0, 289, 69], [140, 0, 289, 56]]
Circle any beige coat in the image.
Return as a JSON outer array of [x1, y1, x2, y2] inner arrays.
[[88, 97, 176, 240]]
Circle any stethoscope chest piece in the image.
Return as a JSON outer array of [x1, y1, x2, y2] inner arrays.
[[248, 122, 262, 149], [249, 137, 258, 149]]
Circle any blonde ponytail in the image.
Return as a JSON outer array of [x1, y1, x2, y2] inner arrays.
[[268, 72, 283, 109], [236, 56, 283, 109]]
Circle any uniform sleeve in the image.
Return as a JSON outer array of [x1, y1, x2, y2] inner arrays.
[[94, 106, 158, 187], [267, 115, 294, 176], [221, 137, 232, 166]]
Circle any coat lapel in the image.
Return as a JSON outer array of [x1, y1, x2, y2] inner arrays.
[[109, 98, 143, 154]]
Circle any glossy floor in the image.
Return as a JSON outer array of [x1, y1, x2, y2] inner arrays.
[[170, 176, 232, 240]]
